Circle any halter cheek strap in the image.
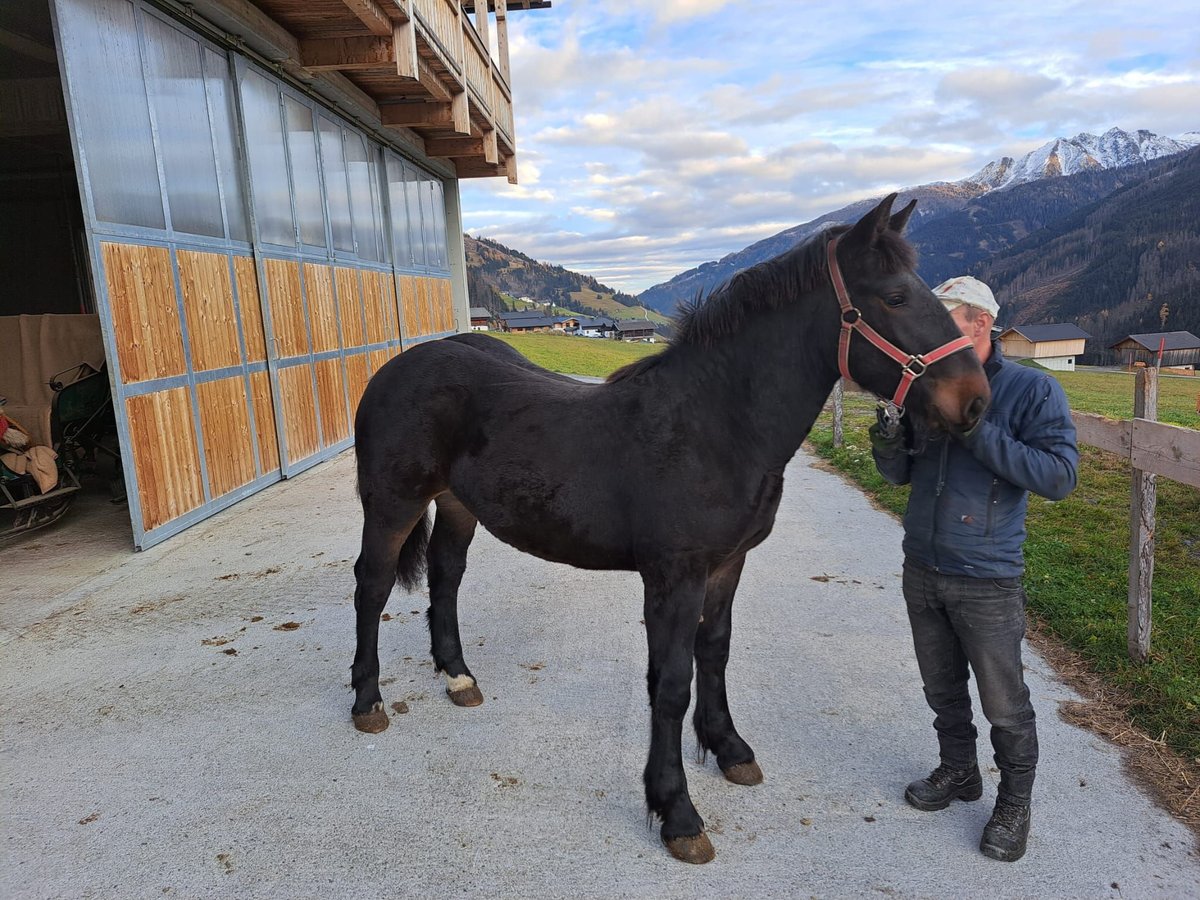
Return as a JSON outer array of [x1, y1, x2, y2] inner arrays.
[[826, 235, 974, 410]]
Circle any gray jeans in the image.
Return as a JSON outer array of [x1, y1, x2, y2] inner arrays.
[[902, 558, 1038, 804]]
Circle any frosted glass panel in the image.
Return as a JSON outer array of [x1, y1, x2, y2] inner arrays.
[[319, 118, 353, 252], [404, 163, 426, 267], [430, 179, 448, 269], [239, 70, 293, 246], [385, 154, 415, 267], [284, 97, 325, 247], [420, 177, 438, 268], [203, 48, 248, 242], [56, 0, 164, 228], [345, 132, 380, 261], [142, 15, 223, 237]]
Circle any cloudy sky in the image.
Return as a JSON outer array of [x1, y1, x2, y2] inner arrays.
[[459, 0, 1200, 295]]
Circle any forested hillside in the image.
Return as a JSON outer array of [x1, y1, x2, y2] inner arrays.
[[976, 146, 1200, 352]]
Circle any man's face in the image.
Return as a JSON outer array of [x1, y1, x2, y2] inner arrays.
[[948, 304, 974, 337]]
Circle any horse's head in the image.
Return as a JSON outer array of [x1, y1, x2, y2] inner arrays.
[[831, 194, 989, 435]]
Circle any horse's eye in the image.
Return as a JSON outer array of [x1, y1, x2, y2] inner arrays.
[[885, 293, 906, 308]]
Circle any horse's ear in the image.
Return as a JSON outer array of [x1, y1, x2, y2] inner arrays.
[[888, 198, 917, 234], [845, 192, 897, 247]]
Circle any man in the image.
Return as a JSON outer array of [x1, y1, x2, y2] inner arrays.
[[870, 275, 1078, 862]]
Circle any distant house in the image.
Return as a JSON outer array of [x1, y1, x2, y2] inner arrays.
[[615, 319, 657, 341], [469, 307, 495, 331], [998, 324, 1090, 371], [1109, 331, 1200, 370], [505, 315, 560, 333], [499, 310, 547, 331], [574, 316, 617, 338]]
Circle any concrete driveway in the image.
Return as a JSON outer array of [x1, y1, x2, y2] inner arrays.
[[2, 448, 1197, 899]]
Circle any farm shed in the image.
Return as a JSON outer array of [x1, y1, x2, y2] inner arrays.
[[468, 306, 494, 330], [997, 323, 1090, 371], [1110, 331, 1200, 370], [0, 0, 545, 549], [615, 320, 657, 341]]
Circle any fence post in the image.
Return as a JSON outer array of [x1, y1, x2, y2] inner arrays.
[[1127, 367, 1158, 663], [832, 379, 844, 448]]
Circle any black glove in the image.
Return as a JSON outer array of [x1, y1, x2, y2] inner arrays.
[[869, 403, 906, 455]]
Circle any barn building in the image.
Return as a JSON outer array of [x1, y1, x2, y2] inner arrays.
[[996, 323, 1090, 371], [1, 0, 547, 548], [1109, 331, 1200, 371]]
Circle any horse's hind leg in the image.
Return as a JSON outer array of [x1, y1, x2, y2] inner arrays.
[[351, 511, 428, 733], [693, 555, 762, 785], [427, 493, 483, 707]]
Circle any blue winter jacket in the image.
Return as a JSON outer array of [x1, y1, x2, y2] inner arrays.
[[873, 341, 1079, 578]]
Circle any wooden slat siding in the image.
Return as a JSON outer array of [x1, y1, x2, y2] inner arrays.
[[363, 270, 389, 344], [234, 256, 268, 362], [344, 353, 371, 418], [381, 272, 401, 342], [196, 376, 256, 497], [397, 274, 418, 337], [439, 279, 454, 331], [177, 249, 241, 372], [250, 370, 280, 473], [1130, 419, 1200, 489], [369, 348, 390, 374], [315, 358, 350, 444], [278, 364, 321, 462], [263, 258, 309, 357], [415, 277, 433, 335], [126, 387, 204, 530], [303, 263, 340, 353], [335, 266, 366, 348], [102, 242, 186, 383]]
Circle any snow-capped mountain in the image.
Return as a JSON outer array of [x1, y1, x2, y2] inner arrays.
[[964, 127, 1200, 191]]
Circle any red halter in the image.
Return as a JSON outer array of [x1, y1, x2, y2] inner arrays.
[[826, 235, 975, 410]]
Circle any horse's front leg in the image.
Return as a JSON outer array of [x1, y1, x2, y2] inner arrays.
[[641, 559, 713, 864], [693, 555, 763, 785]]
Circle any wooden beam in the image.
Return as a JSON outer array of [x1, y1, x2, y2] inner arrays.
[[416, 55, 453, 102], [299, 35, 395, 71], [0, 27, 58, 65], [341, 0, 394, 36], [380, 102, 455, 128], [1127, 368, 1157, 663], [450, 90, 470, 134], [503, 153, 518, 185], [394, 21, 418, 78], [426, 136, 486, 157], [494, 0, 511, 84], [482, 127, 498, 164]]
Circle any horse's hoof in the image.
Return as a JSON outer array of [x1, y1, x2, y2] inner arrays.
[[664, 832, 715, 864], [352, 702, 389, 734], [447, 685, 484, 707], [723, 760, 763, 786]]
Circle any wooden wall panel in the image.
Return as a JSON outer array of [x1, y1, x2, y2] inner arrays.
[[125, 387, 204, 530], [263, 258, 309, 357], [415, 277, 432, 335], [344, 353, 371, 417], [335, 267, 366, 348], [250, 370, 280, 474], [277, 364, 320, 462], [436, 279, 453, 332], [197, 376, 256, 497], [380, 273, 400, 341], [178, 249, 240, 372], [235, 256, 267, 362], [303, 263, 340, 353], [315, 358, 350, 445], [369, 348, 389, 375], [363, 270, 388, 344], [102, 242, 186, 383], [398, 274, 418, 337]]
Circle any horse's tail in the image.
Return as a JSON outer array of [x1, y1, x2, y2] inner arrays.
[[396, 508, 433, 592]]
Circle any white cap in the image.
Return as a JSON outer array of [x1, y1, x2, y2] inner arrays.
[[933, 276, 998, 318]]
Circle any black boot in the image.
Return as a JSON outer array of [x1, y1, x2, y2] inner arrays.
[[904, 762, 983, 811], [980, 797, 1030, 861]]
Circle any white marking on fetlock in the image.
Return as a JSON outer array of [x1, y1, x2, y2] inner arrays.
[[445, 674, 475, 693]]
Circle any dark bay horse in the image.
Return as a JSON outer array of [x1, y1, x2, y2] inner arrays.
[[350, 195, 990, 863]]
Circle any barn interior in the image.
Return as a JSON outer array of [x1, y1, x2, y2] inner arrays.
[[0, 0, 123, 542]]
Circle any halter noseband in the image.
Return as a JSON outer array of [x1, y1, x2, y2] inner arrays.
[[826, 235, 974, 410]]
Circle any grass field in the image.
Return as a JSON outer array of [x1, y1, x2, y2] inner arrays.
[[806, 373, 1200, 764], [483, 331, 664, 378]]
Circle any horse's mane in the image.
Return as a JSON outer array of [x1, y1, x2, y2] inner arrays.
[[607, 224, 916, 383]]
